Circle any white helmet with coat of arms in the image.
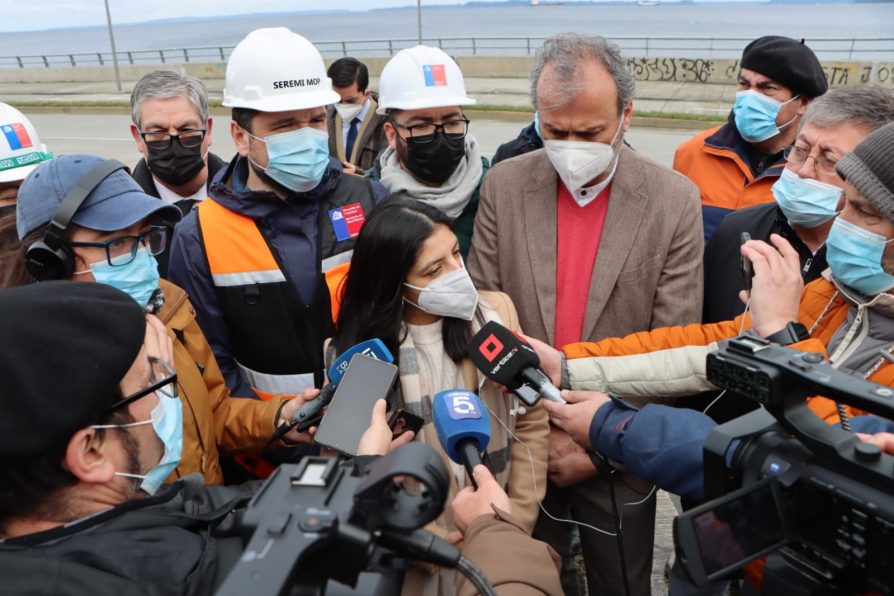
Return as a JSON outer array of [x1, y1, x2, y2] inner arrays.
[[376, 45, 476, 114], [0, 103, 51, 184]]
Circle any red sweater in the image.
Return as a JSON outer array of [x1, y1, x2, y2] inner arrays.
[[554, 182, 611, 348]]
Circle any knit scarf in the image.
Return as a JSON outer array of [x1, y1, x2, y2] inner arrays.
[[378, 134, 484, 218], [395, 298, 514, 514]]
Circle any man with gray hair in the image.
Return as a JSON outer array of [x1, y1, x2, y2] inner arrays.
[[129, 70, 228, 276], [468, 33, 703, 595]]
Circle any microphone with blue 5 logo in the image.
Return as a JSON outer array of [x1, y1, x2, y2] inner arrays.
[[432, 390, 492, 489]]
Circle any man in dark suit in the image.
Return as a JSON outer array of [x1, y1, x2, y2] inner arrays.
[[129, 70, 228, 276], [468, 33, 703, 595], [326, 58, 387, 174]]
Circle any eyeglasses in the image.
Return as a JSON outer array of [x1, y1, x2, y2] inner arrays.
[[390, 117, 470, 144], [139, 128, 206, 151], [109, 357, 178, 413], [70, 226, 167, 268], [783, 145, 840, 178]]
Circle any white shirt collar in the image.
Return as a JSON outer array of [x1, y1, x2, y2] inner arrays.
[[571, 158, 619, 207], [153, 176, 207, 206]]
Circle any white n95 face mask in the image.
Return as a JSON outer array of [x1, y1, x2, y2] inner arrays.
[[334, 103, 363, 123], [544, 118, 624, 194], [404, 267, 479, 321]]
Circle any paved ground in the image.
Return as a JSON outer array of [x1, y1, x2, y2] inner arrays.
[[28, 111, 703, 167], [27, 110, 701, 595]]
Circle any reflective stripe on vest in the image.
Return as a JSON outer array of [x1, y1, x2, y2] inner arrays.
[[236, 360, 315, 401], [198, 198, 318, 398], [323, 251, 352, 322]]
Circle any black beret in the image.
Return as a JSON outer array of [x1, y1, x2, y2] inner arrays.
[[741, 36, 828, 98], [0, 281, 145, 459]]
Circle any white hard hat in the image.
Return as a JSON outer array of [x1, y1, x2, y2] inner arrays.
[[222, 28, 341, 112], [0, 103, 51, 184], [377, 46, 476, 115]]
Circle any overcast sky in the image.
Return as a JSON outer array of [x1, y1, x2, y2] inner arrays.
[[1, 1, 480, 32]]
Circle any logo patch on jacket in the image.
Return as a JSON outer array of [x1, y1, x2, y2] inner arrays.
[[328, 203, 367, 241]]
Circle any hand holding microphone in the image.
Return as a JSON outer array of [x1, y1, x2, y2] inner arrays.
[[468, 321, 566, 406], [451, 465, 512, 536], [542, 390, 613, 451], [432, 390, 492, 489]]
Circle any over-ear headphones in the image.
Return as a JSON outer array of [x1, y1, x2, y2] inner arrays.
[[25, 159, 128, 281]]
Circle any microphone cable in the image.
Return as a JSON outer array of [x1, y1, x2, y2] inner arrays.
[[456, 556, 498, 596], [481, 382, 655, 538], [590, 452, 631, 596]]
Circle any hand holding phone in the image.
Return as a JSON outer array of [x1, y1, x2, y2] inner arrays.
[[313, 354, 398, 456], [740, 232, 754, 294], [388, 408, 425, 438]]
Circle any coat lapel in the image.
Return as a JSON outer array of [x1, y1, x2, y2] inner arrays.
[[523, 154, 560, 345], [353, 98, 379, 159], [580, 146, 649, 341]]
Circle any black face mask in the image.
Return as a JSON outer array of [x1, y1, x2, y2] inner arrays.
[[398, 132, 466, 185], [147, 141, 206, 187]]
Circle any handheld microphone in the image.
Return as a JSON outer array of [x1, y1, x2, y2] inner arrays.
[[432, 390, 491, 489], [468, 321, 566, 406], [271, 339, 394, 441]]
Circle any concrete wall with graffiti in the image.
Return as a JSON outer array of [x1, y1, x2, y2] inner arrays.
[[625, 57, 894, 88], [2, 56, 891, 89]]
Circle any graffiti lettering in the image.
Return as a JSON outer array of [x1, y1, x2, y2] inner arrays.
[[822, 65, 849, 87], [627, 57, 676, 82], [679, 58, 714, 82]]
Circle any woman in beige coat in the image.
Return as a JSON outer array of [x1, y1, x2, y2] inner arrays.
[[330, 196, 549, 595]]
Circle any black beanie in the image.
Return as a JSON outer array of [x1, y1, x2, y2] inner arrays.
[[0, 281, 145, 459], [836, 122, 894, 224], [741, 36, 828, 98]]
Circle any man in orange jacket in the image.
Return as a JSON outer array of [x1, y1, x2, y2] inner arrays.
[[674, 36, 826, 243]]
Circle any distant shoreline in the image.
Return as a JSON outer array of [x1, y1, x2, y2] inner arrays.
[[2, 0, 889, 35]]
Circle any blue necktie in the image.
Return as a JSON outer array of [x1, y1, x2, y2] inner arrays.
[[345, 118, 360, 161]]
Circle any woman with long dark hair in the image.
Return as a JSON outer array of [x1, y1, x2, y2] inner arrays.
[[332, 196, 548, 595]]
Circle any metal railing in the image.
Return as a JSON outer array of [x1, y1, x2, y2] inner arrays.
[[2, 35, 893, 70]]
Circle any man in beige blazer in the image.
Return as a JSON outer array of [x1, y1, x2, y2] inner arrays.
[[468, 33, 703, 595]]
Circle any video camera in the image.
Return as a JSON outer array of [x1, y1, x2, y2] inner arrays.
[[217, 442, 494, 596], [674, 336, 894, 594]]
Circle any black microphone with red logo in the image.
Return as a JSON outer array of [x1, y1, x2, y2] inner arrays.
[[468, 321, 566, 406]]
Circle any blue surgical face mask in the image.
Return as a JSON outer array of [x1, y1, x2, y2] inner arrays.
[[826, 217, 894, 296], [771, 168, 843, 228], [249, 127, 330, 193], [92, 385, 183, 496], [533, 112, 542, 140], [76, 247, 160, 309], [733, 90, 800, 143]]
